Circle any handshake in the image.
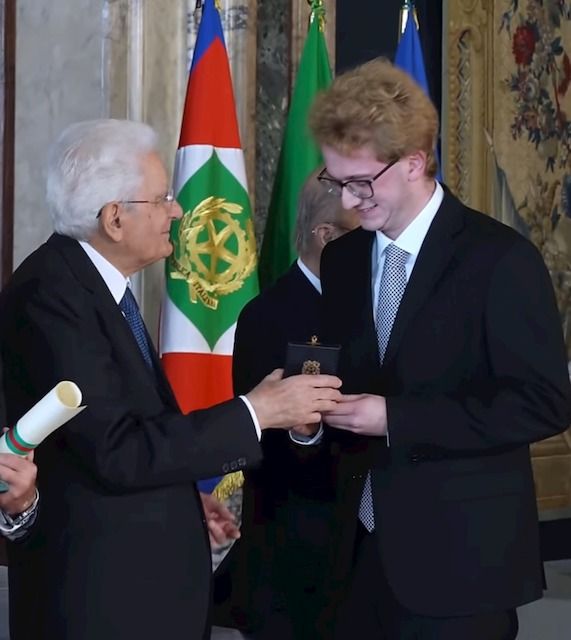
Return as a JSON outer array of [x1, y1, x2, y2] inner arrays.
[[245, 368, 342, 435]]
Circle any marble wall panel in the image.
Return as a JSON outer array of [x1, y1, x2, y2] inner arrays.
[[14, 0, 108, 267], [254, 0, 289, 242]]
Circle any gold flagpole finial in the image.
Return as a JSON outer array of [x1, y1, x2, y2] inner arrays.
[[308, 0, 326, 32], [398, 1, 419, 39]]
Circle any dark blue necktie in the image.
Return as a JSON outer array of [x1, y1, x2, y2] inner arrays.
[[119, 287, 154, 369]]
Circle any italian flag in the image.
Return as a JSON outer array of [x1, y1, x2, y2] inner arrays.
[[258, 2, 332, 289], [160, 0, 258, 495]]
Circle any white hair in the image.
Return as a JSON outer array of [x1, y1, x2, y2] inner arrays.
[[46, 119, 159, 240]]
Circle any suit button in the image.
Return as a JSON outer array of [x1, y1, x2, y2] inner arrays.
[[230, 461, 238, 471], [222, 463, 230, 473], [237, 457, 246, 468]]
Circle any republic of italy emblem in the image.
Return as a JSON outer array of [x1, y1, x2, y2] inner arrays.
[[169, 196, 257, 310]]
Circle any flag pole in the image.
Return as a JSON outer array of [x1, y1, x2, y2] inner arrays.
[[308, 0, 326, 31]]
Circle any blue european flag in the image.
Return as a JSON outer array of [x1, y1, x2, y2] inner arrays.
[[395, 12, 442, 181]]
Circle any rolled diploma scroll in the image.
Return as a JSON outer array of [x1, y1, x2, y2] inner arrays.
[[0, 381, 86, 456]]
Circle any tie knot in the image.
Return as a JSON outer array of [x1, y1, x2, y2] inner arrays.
[[384, 243, 409, 268], [119, 287, 138, 315]]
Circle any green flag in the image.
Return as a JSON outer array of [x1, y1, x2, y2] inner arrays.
[[258, 3, 332, 289]]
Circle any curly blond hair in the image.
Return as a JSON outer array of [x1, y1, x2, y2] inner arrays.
[[309, 58, 439, 178]]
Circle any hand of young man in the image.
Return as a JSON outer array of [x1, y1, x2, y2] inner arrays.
[[323, 393, 388, 436]]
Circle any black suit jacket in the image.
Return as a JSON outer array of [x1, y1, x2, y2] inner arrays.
[[320, 191, 571, 617], [214, 263, 336, 635], [0, 234, 262, 640]]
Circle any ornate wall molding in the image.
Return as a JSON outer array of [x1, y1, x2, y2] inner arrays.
[[442, 0, 493, 213], [443, 0, 571, 514]]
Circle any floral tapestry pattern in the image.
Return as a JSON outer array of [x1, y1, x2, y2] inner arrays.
[[496, 0, 571, 365]]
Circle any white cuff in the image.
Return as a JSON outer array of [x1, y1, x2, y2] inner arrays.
[[289, 423, 324, 446], [239, 395, 261, 440]]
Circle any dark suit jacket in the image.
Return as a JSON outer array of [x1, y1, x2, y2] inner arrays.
[[0, 233, 262, 640], [320, 191, 571, 617], [214, 263, 336, 636]]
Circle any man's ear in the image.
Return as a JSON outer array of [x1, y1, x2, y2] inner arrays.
[[407, 151, 428, 181], [312, 223, 337, 248], [98, 203, 123, 242]]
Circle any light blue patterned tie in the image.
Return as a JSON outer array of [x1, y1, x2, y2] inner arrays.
[[358, 243, 410, 532], [119, 287, 154, 369]]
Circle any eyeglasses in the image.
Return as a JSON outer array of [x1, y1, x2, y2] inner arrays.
[[96, 189, 176, 218], [317, 159, 399, 200], [121, 188, 175, 207]]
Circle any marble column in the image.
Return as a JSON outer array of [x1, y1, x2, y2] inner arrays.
[[14, 0, 108, 267], [254, 0, 289, 241]]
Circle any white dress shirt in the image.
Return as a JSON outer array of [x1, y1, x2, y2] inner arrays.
[[297, 257, 322, 294], [371, 182, 443, 316]]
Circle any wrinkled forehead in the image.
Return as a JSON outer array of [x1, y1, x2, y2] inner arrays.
[[139, 151, 169, 192]]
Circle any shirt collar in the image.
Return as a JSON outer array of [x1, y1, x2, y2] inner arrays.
[[375, 181, 444, 261], [79, 241, 128, 304], [297, 258, 322, 294]]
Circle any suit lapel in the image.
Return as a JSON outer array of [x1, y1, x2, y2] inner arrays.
[[47, 234, 179, 408], [382, 193, 465, 366]]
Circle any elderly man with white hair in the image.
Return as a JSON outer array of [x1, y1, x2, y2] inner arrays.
[[0, 119, 341, 640]]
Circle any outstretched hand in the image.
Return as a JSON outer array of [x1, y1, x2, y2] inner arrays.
[[246, 368, 342, 430]]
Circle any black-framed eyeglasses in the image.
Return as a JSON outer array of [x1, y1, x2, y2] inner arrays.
[[317, 158, 399, 200], [96, 188, 176, 218]]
